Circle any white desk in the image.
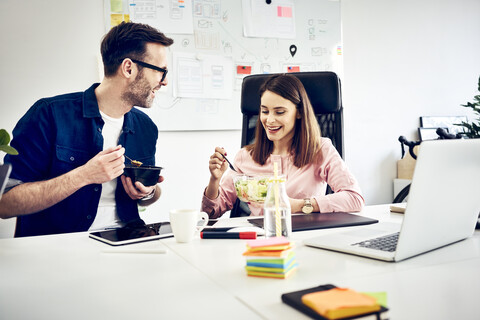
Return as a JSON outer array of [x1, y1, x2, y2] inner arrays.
[[0, 232, 261, 319], [1, 204, 479, 319]]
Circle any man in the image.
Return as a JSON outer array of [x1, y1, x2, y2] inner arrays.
[[0, 22, 173, 237]]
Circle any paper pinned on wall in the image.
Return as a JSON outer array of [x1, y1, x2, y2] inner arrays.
[[173, 52, 233, 100], [287, 66, 300, 72], [235, 63, 253, 90], [110, 13, 130, 26], [193, 0, 222, 19], [242, 0, 296, 39], [128, 0, 194, 34], [282, 63, 315, 73], [110, 0, 123, 13], [236, 65, 252, 75]]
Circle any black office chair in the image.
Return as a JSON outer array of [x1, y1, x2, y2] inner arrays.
[[230, 71, 344, 217]]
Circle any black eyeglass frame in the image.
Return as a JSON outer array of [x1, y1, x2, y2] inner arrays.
[[130, 58, 168, 82]]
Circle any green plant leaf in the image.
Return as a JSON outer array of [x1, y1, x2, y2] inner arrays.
[[458, 76, 480, 137], [0, 129, 11, 145], [0, 145, 19, 155]]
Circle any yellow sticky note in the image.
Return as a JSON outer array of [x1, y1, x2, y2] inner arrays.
[[123, 14, 130, 22], [110, 14, 124, 27], [302, 288, 380, 319]]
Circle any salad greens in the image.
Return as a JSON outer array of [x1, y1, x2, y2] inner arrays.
[[234, 176, 268, 203]]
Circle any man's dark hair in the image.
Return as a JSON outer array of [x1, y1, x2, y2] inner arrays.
[[101, 22, 174, 77]]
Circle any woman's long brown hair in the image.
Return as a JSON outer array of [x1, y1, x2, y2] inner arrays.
[[246, 74, 322, 167]]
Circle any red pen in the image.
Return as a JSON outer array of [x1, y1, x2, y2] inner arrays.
[[200, 231, 257, 239]]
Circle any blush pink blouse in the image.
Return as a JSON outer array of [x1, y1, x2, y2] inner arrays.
[[201, 138, 364, 218]]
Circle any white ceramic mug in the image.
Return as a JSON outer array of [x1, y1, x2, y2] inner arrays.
[[169, 209, 209, 243]]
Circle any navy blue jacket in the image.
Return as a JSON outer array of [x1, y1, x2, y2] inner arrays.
[[4, 84, 158, 237]]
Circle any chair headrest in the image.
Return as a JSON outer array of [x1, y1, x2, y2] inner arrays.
[[240, 71, 342, 115]]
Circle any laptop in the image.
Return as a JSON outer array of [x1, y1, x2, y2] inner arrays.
[[304, 139, 480, 262], [0, 163, 12, 201]]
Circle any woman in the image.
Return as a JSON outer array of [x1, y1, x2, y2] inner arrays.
[[202, 74, 364, 219]]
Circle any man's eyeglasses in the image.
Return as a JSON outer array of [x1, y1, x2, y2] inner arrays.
[[130, 58, 168, 82]]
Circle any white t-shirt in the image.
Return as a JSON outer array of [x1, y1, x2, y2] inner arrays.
[[89, 111, 125, 231]]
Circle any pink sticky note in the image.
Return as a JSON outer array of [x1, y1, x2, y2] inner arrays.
[[277, 6, 292, 18], [247, 236, 289, 248]]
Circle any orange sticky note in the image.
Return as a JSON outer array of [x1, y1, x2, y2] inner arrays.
[[287, 66, 300, 72], [237, 65, 252, 75], [301, 288, 380, 319], [243, 248, 294, 257]]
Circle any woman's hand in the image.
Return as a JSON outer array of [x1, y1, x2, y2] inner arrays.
[[208, 147, 229, 180], [289, 198, 303, 213], [205, 147, 229, 200]]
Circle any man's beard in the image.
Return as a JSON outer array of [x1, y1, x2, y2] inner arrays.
[[122, 72, 155, 109]]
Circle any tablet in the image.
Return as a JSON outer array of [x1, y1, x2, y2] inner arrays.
[[89, 222, 173, 246]]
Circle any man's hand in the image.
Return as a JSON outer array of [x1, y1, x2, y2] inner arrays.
[[80, 145, 125, 185], [120, 175, 164, 200]]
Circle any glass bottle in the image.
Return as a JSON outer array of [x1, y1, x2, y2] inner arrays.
[[263, 176, 292, 238]]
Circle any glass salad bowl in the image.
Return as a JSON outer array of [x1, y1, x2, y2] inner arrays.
[[233, 174, 269, 204]]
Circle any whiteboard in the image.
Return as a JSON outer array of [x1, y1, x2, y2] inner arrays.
[[103, 0, 342, 131]]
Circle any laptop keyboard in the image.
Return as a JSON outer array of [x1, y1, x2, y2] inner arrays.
[[352, 232, 400, 252]]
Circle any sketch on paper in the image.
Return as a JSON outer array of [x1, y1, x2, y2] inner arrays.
[[173, 52, 233, 100], [242, 0, 296, 39], [193, 0, 221, 19], [127, 0, 194, 34]]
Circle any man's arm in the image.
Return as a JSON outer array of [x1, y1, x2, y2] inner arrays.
[[0, 146, 125, 219]]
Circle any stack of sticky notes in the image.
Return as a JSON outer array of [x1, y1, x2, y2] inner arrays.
[[243, 236, 297, 279], [301, 287, 381, 319]]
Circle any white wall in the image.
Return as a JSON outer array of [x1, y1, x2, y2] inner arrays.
[[341, 0, 480, 205], [1, 0, 480, 234]]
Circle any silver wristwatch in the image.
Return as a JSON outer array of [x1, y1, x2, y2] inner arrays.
[[140, 188, 156, 201]]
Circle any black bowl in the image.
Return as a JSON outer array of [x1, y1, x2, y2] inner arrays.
[[123, 165, 163, 186]]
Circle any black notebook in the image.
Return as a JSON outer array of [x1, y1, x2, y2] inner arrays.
[[248, 212, 378, 232], [281, 284, 389, 320]]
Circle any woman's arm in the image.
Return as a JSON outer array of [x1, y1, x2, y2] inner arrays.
[[201, 147, 239, 218], [289, 139, 364, 214], [312, 141, 364, 213]]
